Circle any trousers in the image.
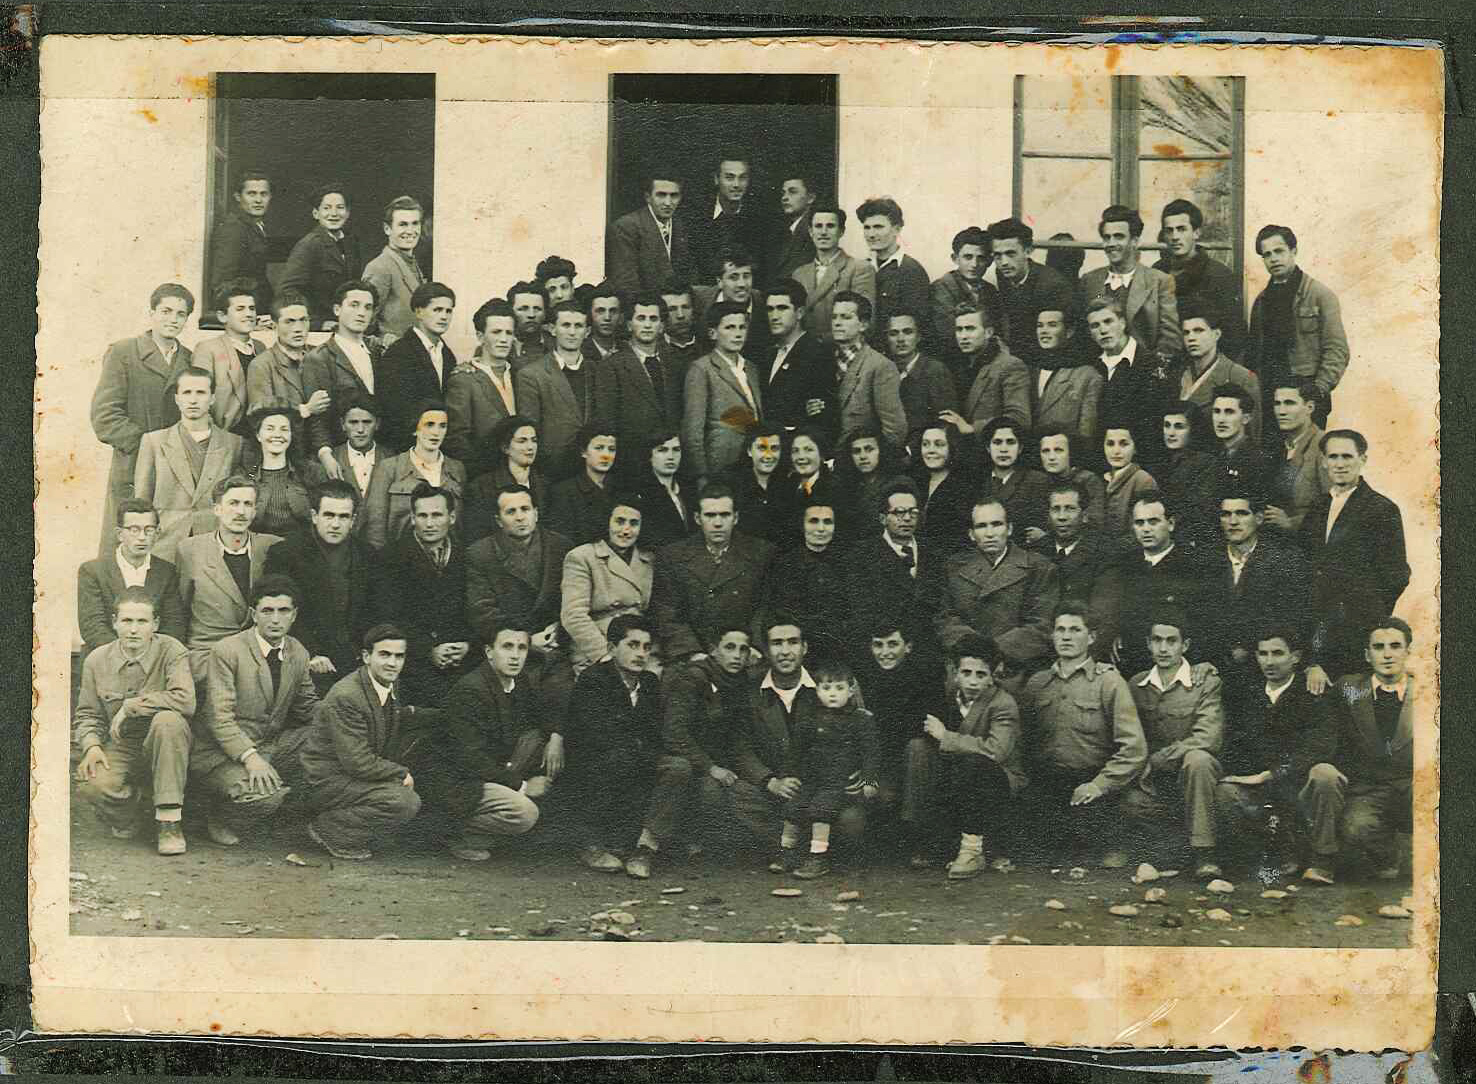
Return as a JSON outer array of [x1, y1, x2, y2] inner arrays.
[[302, 774, 422, 851], [1120, 748, 1222, 850], [194, 726, 311, 827], [78, 710, 192, 828], [464, 782, 540, 838], [1296, 762, 1411, 866], [563, 750, 688, 850]]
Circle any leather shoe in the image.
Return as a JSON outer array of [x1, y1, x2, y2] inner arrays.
[[155, 820, 187, 856]]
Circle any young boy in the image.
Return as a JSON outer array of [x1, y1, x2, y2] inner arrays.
[[774, 657, 880, 880]]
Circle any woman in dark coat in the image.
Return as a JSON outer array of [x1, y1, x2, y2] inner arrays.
[[910, 421, 976, 555], [1156, 401, 1221, 554], [978, 416, 1050, 541], [463, 413, 549, 544], [631, 428, 694, 551], [831, 424, 905, 549]]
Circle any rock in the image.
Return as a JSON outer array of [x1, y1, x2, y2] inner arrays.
[[1334, 914, 1364, 927], [1044, 899, 1067, 910], [1131, 863, 1160, 884], [68, 903, 83, 915], [1206, 879, 1235, 894], [145, 891, 162, 897], [1009, 935, 1032, 944], [1143, 887, 1168, 904], [831, 904, 850, 913], [991, 858, 1016, 873], [590, 911, 611, 922], [487, 926, 512, 934], [1235, 908, 1252, 916], [1160, 913, 1184, 928], [660, 887, 685, 895], [1260, 890, 1289, 900], [1286, 884, 1300, 893], [1379, 905, 1412, 919], [1108, 904, 1140, 917], [987, 934, 1009, 945], [284, 853, 317, 867], [69, 871, 89, 882], [609, 911, 637, 926], [618, 899, 643, 907], [457, 929, 471, 937], [1068, 867, 1088, 880], [1159, 870, 1181, 879], [771, 888, 803, 897], [701, 895, 725, 906], [1218, 940, 1233, 946], [1059, 920, 1084, 930], [602, 929, 633, 941], [835, 890, 861, 902], [1205, 908, 1233, 922], [815, 933, 845, 944], [373, 933, 400, 939], [234, 925, 256, 935], [120, 909, 143, 921], [875, 911, 909, 918], [658, 900, 674, 906]]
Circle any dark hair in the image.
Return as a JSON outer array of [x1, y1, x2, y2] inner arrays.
[[980, 416, 1025, 448], [885, 307, 923, 331], [1255, 623, 1305, 654], [213, 473, 259, 503], [1255, 224, 1298, 254], [909, 421, 956, 471], [149, 283, 195, 313], [1053, 597, 1099, 630], [878, 476, 921, 516], [1086, 295, 1127, 321], [551, 299, 587, 323], [493, 414, 538, 456], [1159, 401, 1210, 450], [952, 300, 994, 329], [987, 217, 1034, 248], [339, 390, 380, 420], [494, 482, 537, 512], [472, 298, 516, 334], [410, 281, 455, 311], [1131, 488, 1174, 520], [486, 620, 532, 642], [408, 481, 457, 515], [212, 278, 258, 314], [608, 491, 645, 519], [586, 283, 623, 317], [856, 196, 904, 227], [970, 493, 1010, 523], [712, 243, 755, 277], [1161, 199, 1203, 231], [249, 573, 300, 609], [1045, 232, 1086, 281], [1270, 377, 1322, 405], [1146, 604, 1191, 639], [763, 611, 806, 641], [951, 226, 990, 255], [1210, 383, 1257, 416], [834, 425, 902, 488], [233, 169, 270, 196], [506, 280, 546, 306], [866, 615, 914, 643], [1320, 428, 1368, 456], [310, 478, 361, 514], [270, 288, 311, 321], [171, 365, 216, 394], [1098, 204, 1144, 239], [535, 255, 577, 285], [833, 290, 872, 325], [1178, 301, 1221, 330], [809, 203, 847, 231], [697, 479, 737, 507], [629, 290, 669, 323], [407, 399, 450, 436], [765, 278, 809, 309], [332, 279, 378, 310], [706, 299, 750, 331], [115, 498, 159, 527], [1216, 476, 1269, 513], [641, 171, 683, 195], [112, 585, 158, 620], [574, 421, 618, 454], [787, 424, 832, 464], [1368, 616, 1414, 648], [311, 182, 350, 210], [606, 613, 656, 645], [1046, 478, 1089, 507], [811, 656, 855, 685], [950, 633, 1000, 668], [744, 419, 785, 451], [382, 195, 423, 226], [361, 622, 409, 652]]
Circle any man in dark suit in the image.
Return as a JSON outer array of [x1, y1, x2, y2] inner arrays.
[[90, 282, 196, 557], [690, 154, 766, 289], [1155, 199, 1246, 361], [1080, 205, 1181, 359], [886, 309, 959, 437], [608, 292, 685, 461], [988, 217, 1077, 361], [844, 480, 945, 654], [507, 280, 551, 369], [514, 301, 619, 480], [858, 197, 930, 351], [1209, 384, 1273, 496], [929, 226, 1004, 357], [760, 279, 834, 433], [77, 499, 187, 658], [767, 173, 817, 284], [263, 479, 373, 693], [1297, 429, 1410, 690], [245, 290, 330, 437], [553, 614, 683, 876], [297, 623, 425, 861], [1300, 618, 1416, 884], [607, 170, 693, 295], [376, 282, 458, 453], [693, 244, 772, 362], [372, 483, 478, 707], [191, 575, 320, 846], [1027, 480, 1113, 630], [208, 170, 273, 314], [660, 280, 703, 369], [1086, 296, 1177, 467], [651, 481, 775, 660], [279, 183, 364, 325], [446, 298, 519, 479], [301, 280, 386, 480], [465, 483, 571, 654], [583, 284, 625, 363]]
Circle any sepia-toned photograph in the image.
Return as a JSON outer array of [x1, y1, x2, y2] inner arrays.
[[31, 34, 1441, 1047]]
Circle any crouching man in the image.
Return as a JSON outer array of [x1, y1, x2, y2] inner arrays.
[[297, 623, 424, 860], [191, 574, 320, 846], [73, 587, 196, 855], [415, 622, 547, 861]]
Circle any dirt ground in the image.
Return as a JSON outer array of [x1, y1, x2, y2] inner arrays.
[[68, 793, 1412, 947]]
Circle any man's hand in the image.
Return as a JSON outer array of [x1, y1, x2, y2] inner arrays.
[[302, 389, 331, 417], [708, 765, 737, 787], [921, 714, 946, 741], [524, 775, 551, 799], [1305, 664, 1330, 695], [1071, 781, 1104, 806], [256, 315, 275, 330], [1022, 526, 1047, 544], [76, 745, 109, 782], [318, 448, 343, 481], [542, 733, 564, 779], [767, 776, 801, 800], [445, 642, 471, 666], [1262, 506, 1291, 530], [402, 771, 415, 788], [308, 655, 337, 675], [1221, 771, 1273, 786], [861, 782, 879, 801], [532, 623, 559, 651], [108, 699, 142, 742], [804, 398, 826, 417], [937, 409, 975, 435], [688, 652, 709, 664], [242, 751, 283, 795]]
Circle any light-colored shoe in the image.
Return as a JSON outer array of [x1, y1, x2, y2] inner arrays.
[[624, 851, 653, 880], [1100, 850, 1129, 869], [307, 821, 371, 861], [1302, 865, 1336, 885], [206, 815, 240, 847], [947, 851, 984, 880], [580, 845, 624, 872], [155, 820, 187, 856]]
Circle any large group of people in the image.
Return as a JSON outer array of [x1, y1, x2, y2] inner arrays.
[[75, 153, 1413, 896]]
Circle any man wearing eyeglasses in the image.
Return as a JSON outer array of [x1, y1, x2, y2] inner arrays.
[[77, 498, 188, 660], [844, 479, 945, 657]]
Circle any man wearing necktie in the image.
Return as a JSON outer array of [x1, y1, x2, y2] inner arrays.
[[610, 292, 686, 467], [1079, 205, 1181, 360], [607, 170, 692, 295], [191, 575, 320, 848], [1299, 618, 1416, 885]]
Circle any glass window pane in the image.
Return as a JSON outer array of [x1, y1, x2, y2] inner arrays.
[[1139, 75, 1233, 156], [1020, 77, 1112, 155], [1021, 157, 1113, 257], [1140, 158, 1235, 270]]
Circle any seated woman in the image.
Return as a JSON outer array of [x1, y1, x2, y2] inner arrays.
[[765, 497, 850, 646], [978, 417, 1050, 542], [909, 421, 975, 555], [1101, 423, 1158, 551], [560, 494, 655, 674], [462, 413, 546, 545], [243, 400, 322, 539], [775, 426, 840, 547], [832, 425, 905, 546], [363, 399, 466, 550], [1156, 402, 1221, 554], [632, 428, 693, 551], [1032, 428, 1107, 544]]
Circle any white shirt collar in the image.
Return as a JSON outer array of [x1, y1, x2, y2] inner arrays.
[[1105, 265, 1138, 290], [882, 531, 916, 557], [347, 443, 376, 461], [1143, 543, 1175, 566], [255, 631, 281, 658], [1265, 675, 1296, 704], [413, 326, 443, 360], [1100, 337, 1139, 368], [761, 668, 816, 692], [555, 350, 583, 372], [368, 674, 394, 705], [114, 546, 152, 586], [1055, 537, 1080, 557], [1138, 657, 1194, 691], [217, 532, 252, 558], [871, 244, 905, 272], [714, 196, 741, 220]]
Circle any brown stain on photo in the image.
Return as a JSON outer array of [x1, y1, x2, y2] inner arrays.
[[1152, 143, 1183, 158], [137, 108, 157, 124]]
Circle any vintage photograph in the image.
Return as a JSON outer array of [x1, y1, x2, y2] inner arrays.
[[31, 36, 1440, 1045]]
